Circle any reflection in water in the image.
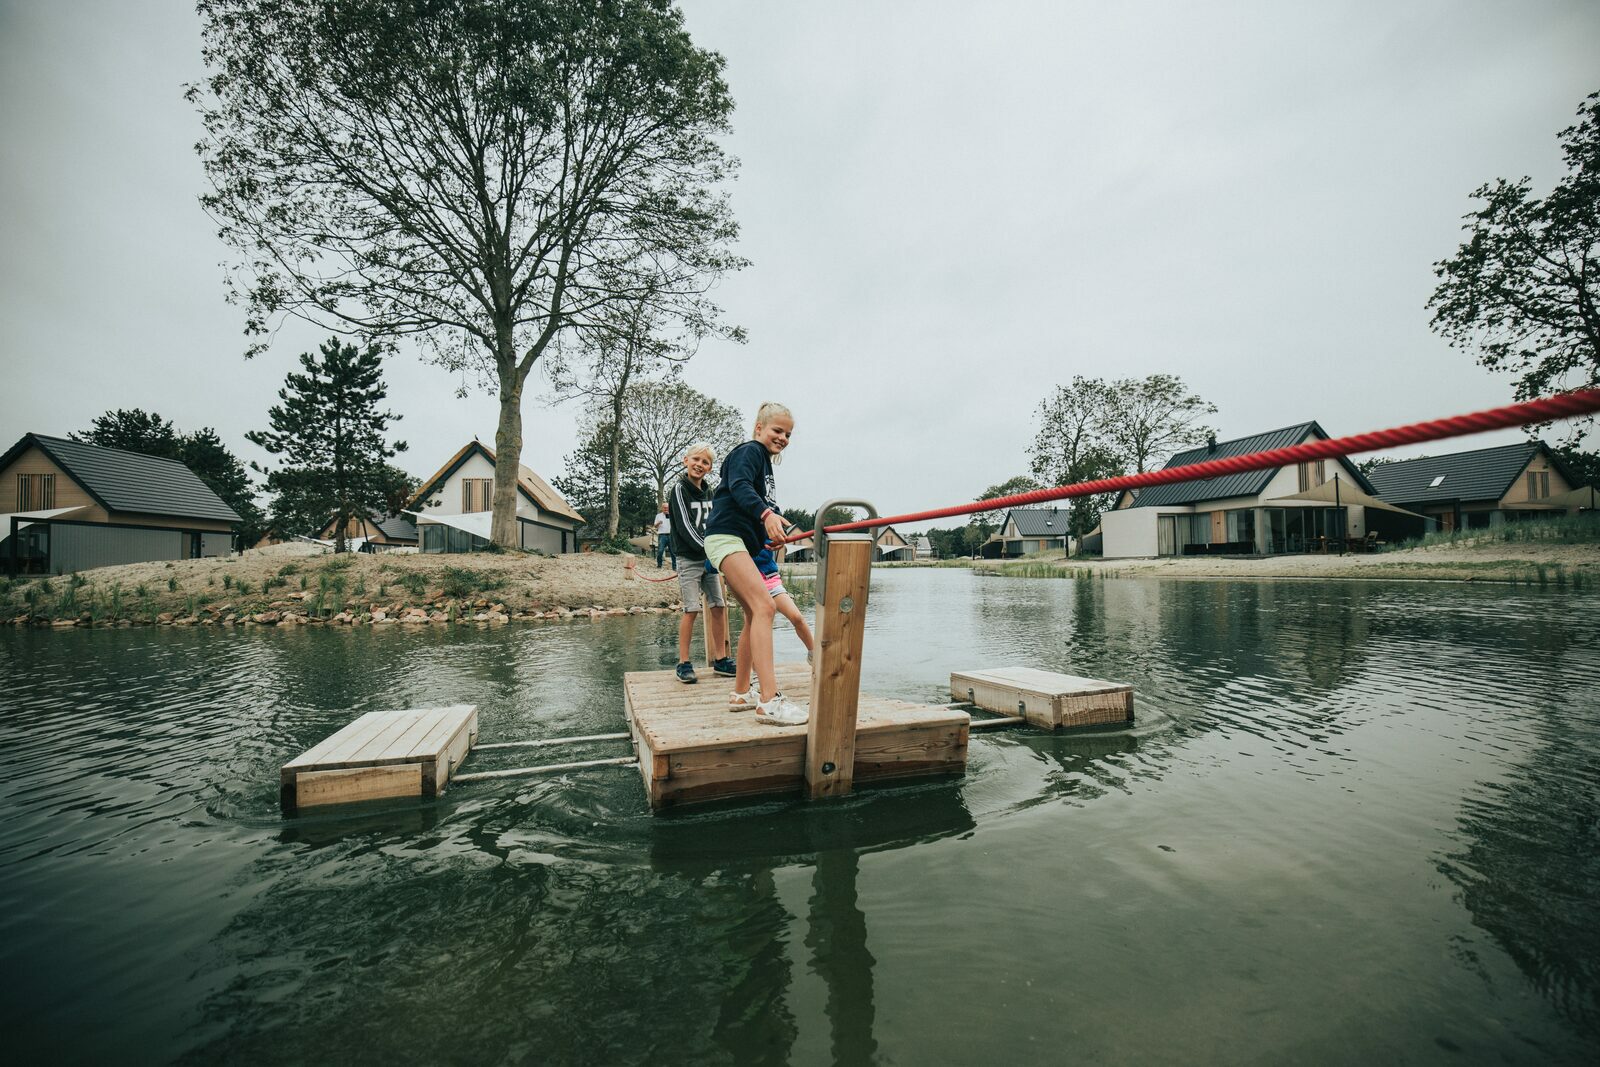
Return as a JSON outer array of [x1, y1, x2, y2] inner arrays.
[[808, 849, 877, 1067], [3, 571, 1599, 1061], [1435, 613, 1600, 1042]]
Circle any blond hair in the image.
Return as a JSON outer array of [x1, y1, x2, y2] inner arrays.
[[683, 442, 714, 463], [753, 401, 792, 464], [753, 401, 792, 434]]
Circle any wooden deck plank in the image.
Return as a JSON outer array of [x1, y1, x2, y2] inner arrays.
[[404, 704, 478, 759], [281, 705, 480, 814], [348, 708, 436, 763], [627, 664, 969, 808], [951, 667, 1133, 730], [296, 764, 422, 809], [284, 710, 391, 769]]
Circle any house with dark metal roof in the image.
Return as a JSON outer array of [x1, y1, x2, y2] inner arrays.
[[314, 510, 420, 550], [981, 508, 1072, 558], [1, 432, 240, 574], [404, 440, 584, 554], [1365, 440, 1578, 531], [1100, 421, 1415, 558]]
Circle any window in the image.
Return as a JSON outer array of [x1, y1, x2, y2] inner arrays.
[[1225, 509, 1254, 544], [17, 473, 55, 511], [1298, 460, 1325, 492], [462, 478, 492, 512], [1526, 471, 1549, 499], [1428, 475, 1445, 488]]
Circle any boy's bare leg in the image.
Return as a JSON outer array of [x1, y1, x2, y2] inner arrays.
[[677, 610, 699, 663], [707, 604, 729, 662]]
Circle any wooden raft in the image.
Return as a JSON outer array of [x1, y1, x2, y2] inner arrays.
[[951, 667, 1133, 731], [281, 704, 479, 815], [624, 663, 969, 809]]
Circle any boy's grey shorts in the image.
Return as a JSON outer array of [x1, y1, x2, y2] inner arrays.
[[677, 562, 726, 613]]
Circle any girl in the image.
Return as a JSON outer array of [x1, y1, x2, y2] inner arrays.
[[701, 402, 807, 726]]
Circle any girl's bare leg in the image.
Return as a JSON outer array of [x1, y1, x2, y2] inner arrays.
[[775, 593, 814, 652], [720, 552, 778, 700]]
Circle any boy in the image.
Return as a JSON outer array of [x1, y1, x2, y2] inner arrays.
[[669, 444, 733, 682]]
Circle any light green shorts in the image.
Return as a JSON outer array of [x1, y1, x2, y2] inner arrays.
[[704, 534, 749, 571]]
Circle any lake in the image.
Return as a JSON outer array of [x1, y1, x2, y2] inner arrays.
[[2, 569, 1596, 1063]]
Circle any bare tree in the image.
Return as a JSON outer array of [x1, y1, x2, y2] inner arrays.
[[191, 0, 746, 546], [546, 294, 691, 538], [1029, 377, 1123, 540], [1107, 374, 1218, 474], [625, 380, 744, 505]]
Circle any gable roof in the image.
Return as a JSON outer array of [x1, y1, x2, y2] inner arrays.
[[372, 512, 419, 541], [1004, 508, 1071, 537], [1131, 421, 1375, 507], [405, 440, 584, 524], [1365, 440, 1567, 505], [1, 433, 241, 523]]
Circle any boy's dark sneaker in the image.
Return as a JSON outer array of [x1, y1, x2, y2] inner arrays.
[[675, 661, 698, 684], [711, 657, 737, 677]]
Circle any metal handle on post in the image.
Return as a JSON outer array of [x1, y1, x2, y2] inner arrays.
[[810, 498, 879, 608]]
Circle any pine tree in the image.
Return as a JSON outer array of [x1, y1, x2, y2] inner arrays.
[[248, 338, 407, 551], [75, 409, 267, 547]]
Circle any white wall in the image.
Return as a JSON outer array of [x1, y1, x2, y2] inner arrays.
[[419, 451, 500, 516], [1103, 505, 1191, 558]]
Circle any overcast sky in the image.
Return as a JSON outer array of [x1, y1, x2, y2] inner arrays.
[[2, 1, 1597, 530]]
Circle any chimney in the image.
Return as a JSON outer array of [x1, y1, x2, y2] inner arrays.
[[1206, 433, 1217, 452]]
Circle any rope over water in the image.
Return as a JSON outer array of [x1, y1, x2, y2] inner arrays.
[[777, 388, 1600, 544]]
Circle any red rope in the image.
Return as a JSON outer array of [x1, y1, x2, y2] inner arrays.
[[778, 388, 1600, 543], [637, 567, 681, 583]]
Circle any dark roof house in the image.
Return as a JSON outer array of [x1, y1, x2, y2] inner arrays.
[[1, 433, 240, 524], [1365, 440, 1577, 529], [1125, 422, 1377, 508]]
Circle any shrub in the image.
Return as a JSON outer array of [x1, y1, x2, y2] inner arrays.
[[399, 572, 427, 597], [167, 576, 178, 592], [278, 562, 301, 576], [235, 579, 253, 596], [323, 555, 356, 571], [223, 574, 233, 590]]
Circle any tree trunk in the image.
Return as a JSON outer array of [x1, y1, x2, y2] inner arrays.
[[607, 393, 624, 539], [491, 381, 524, 549]]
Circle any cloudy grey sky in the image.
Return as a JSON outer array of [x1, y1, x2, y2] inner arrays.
[[2, 0, 1597, 530]]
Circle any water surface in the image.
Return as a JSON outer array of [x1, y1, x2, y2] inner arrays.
[[2, 570, 1597, 1063]]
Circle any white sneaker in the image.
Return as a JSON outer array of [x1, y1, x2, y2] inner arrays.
[[729, 688, 755, 711], [755, 692, 808, 727]]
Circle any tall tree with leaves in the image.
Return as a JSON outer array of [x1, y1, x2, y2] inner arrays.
[[1029, 378, 1124, 540], [75, 409, 267, 546], [965, 474, 1043, 547], [191, 0, 745, 547], [1428, 90, 1600, 439], [1106, 374, 1217, 474], [626, 379, 745, 506], [248, 338, 407, 551]]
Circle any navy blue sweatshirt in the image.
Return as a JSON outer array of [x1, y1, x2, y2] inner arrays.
[[668, 474, 714, 562], [704, 439, 778, 554]]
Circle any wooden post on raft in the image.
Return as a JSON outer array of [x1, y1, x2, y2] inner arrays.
[[805, 499, 879, 800]]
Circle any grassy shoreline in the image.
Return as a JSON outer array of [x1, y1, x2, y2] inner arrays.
[[0, 545, 682, 630], [5, 527, 1596, 631]]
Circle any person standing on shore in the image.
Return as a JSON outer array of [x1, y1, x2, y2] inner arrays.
[[702, 402, 807, 726], [670, 443, 734, 683], [653, 503, 675, 569]]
